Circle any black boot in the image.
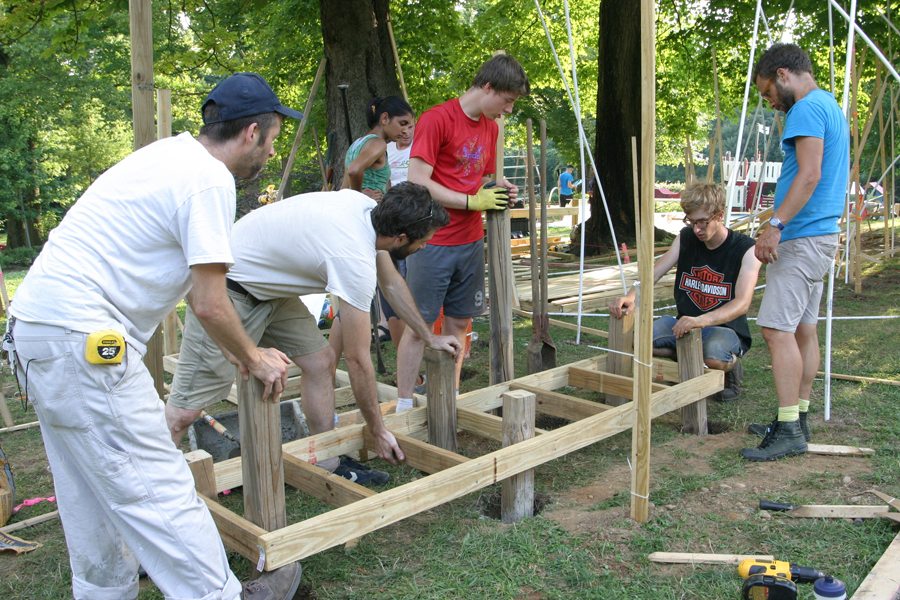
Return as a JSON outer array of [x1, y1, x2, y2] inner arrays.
[[749, 412, 810, 442], [741, 420, 807, 461], [718, 358, 743, 402]]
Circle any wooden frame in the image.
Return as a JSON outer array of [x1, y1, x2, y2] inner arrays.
[[181, 354, 721, 569]]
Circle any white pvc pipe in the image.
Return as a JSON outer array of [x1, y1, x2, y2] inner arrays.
[[828, 0, 857, 421], [533, 1, 628, 300], [725, 0, 763, 227], [565, 0, 589, 345], [830, 0, 900, 84]]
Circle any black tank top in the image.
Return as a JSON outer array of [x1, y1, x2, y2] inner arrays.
[[674, 227, 755, 352]]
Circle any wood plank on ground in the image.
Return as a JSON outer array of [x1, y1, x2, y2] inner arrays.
[[849, 530, 900, 599], [648, 552, 775, 565]]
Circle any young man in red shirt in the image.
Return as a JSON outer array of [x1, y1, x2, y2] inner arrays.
[[395, 54, 530, 411]]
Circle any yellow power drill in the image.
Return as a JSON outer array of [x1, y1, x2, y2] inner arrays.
[[737, 558, 827, 583]]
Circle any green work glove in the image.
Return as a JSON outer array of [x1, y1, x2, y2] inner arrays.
[[466, 183, 509, 211]]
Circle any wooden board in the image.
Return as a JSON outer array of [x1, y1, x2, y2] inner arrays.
[[648, 552, 775, 565], [849, 530, 900, 599], [806, 444, 875, 457]]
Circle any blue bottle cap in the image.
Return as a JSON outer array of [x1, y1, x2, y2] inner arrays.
[[814, 576, 846, 597]]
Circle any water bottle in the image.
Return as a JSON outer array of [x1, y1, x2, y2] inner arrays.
[[813, 576, 847, 600]]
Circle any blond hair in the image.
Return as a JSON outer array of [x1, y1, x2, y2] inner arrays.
[[680, 183, 725, 215]]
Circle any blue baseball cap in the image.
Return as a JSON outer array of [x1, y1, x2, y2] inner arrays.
[[202, 72, 302, 124]]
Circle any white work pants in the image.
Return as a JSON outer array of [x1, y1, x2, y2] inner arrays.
[[11, 321, 242, 600]]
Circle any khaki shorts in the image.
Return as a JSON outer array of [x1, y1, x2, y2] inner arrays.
[[757, 234, 838, 333], [167, 288, 328, 410]]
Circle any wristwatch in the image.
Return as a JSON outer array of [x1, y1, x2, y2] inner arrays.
[[768, 216, 785, 231]]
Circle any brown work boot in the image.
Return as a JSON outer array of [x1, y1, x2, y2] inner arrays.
[[242, 562, 302, 600]]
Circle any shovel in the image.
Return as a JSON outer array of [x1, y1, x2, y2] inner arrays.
[[526, 119, 557, 372]]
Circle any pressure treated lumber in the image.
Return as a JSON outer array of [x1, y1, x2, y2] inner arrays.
[[201, 496, 267, 564], [238, 373, 286, 531], [567, 367, 667, 399], [501, 390, 535, 523], [510, 382, 613, 420], [425, 348, 457, 452], [806, 443, 875, 457], [850, 530, 900, 599], [770, 505, 891, 519], [606, 312, 634, 406], [282, 453, 374, 508], [676, 330, 708, 435], [512, 308, 608, 339], [486, 115, 515, 385], [373, 431, 468, 474], [0, 420, 40, 434], [256, 370, 721, 567], [0, 510, 59, 534], [185, 450, 217, 499], [648, 552, 775, 565]]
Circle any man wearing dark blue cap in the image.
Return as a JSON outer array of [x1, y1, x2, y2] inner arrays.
[[8, 72, 302, 599]]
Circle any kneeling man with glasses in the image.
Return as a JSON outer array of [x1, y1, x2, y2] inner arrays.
[[609, 183, 762, 401]]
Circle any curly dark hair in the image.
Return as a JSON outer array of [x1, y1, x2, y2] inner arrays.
[[753, 43, 814, 81], [371, 182, 449, 242]]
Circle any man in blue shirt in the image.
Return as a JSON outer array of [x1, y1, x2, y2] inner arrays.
[[742, 43, 849, 461], [558, 165, 576, 207]]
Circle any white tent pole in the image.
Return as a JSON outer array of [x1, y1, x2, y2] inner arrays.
[[725, 0, 763, 228], [828, 2, 836, 94], [533, 0, 628, 299], [827, 0, 857, 420], [564, 0, 589, 344]]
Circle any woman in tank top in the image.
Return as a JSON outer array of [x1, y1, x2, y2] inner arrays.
[[342, 96, 414, 201]]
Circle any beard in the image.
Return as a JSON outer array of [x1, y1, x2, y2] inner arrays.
[[389, 244, 412, 261], [774, 79, 796, 112]]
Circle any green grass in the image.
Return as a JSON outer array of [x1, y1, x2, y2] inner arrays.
[[1, 250, 898, 599]]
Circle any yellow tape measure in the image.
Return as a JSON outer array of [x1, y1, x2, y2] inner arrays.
[[85, 330, 125, 365]]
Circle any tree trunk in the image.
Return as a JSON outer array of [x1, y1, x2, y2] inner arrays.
[[584, 0, 642, 254], [319, 0, 401, 186]]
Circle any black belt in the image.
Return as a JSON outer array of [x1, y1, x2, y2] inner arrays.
[[225, 278, 261, 306]]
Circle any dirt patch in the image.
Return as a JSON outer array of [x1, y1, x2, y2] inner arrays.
[[545, 429, 875, 538], [475, 484, 552, 520]]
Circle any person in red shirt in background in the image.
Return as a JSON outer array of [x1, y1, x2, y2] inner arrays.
[[394, 54, 530, 412]]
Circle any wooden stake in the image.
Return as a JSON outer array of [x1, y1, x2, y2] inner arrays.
[[157, 89, 182, 357], [424, 348, 457, 452], [606, 312, 634, 406], [238, 372, 286, 531], [676, 329, 709, 435], [526, 119, 544, 374], [648, 552, 775, 565], [276, 58, 326, 202], [501, 390, 535, 523], [0, 510, 59, 534], [0, 420, 40, 434], [631, 0, 656, 523], [487, 116, 514, 385], [185, 449, 218, 500], [384, 9, 408, 103], [538, 119, 556, 367]]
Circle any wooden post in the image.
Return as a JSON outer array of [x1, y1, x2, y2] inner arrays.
[[631, 0, 656, 524], [501, 389, 535, 523], [424, 348, 457, 452], [185, 449, 218, 500], [606, 312, 634, 406], [157, 89, 182, 357], [487, 116, 514, 385], [129, 0, 165, 397], [238, 372, 286, 531], [676, 330, 708, 435], [129, 0, 154, 151]]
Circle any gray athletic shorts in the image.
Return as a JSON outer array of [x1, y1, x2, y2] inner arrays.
[[405, 240, 485, 323], [167, 288, 328, 410], [757, 234, 838, 333]]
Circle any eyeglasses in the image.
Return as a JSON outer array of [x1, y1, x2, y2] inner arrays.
[[406, 206, 434, 230], [682, 214, 718, 229]]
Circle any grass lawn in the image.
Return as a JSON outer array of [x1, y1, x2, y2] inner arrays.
[[0, 240, 898, 599]]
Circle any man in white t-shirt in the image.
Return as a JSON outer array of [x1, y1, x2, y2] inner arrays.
[[386, 121, 414, 186], [166, 183, 459, 483], [8, 73, 304, 600]]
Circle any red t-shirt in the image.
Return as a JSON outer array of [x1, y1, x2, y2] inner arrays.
[[410, 98, 497, 246]]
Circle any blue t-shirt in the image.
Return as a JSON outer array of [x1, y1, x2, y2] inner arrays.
[[559, 171, 575, 196], [774, 89, 849, 242]]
